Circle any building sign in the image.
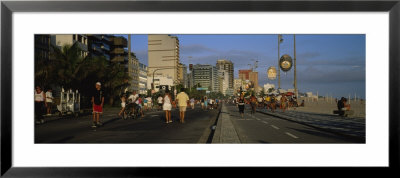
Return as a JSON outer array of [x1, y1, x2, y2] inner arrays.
[[279, 54, 293, 72], [267, 66, 277, 80], [196, 87, 208, 90]]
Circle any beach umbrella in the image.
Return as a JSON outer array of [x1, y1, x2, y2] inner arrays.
[[286, 92, 294, 96]]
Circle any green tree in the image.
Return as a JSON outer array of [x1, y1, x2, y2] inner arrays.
[[36, 42, 131, 107]]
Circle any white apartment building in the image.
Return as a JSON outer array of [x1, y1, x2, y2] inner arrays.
[[147, 35, 180, 85]]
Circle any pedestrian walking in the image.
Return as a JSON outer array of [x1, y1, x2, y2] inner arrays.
[[201, 97, 205, 110], [146, 96, 152, 111], [176, 88, 189, 123], [163, 90, 173, 123], [190, 98, 195, 109], [118, 94, 126, 117], [280, 94, 288, 112], [138, 96, 144, 118], [157, 95, 163, 111], [45, 88, 54, 115], [250, 94, 257, 115], [204, 96, 208, 110], [91, 82, 104, 128], [35, 86, 47, 124], [238, 94, 246, 119], [209, 98, 214, 109]]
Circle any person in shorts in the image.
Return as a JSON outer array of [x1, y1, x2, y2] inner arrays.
[[91, 82, 104, 127], [157, 95, 163, 111], [190, 98, 195, 109], [118, 94, 126, 117], [45, 88, 53, 115], [176, 88, 189, 123], [35, 86, 47, 124], [163, 90, 173, 123]]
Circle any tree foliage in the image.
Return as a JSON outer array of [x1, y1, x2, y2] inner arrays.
[[35, 42, 131, 107]]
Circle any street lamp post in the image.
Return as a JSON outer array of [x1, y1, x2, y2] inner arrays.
[[294, 34, 298, 104], [278, 35, 281, 89]]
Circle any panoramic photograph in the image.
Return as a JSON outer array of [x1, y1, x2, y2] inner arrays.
[[34, 34, 366, 143]]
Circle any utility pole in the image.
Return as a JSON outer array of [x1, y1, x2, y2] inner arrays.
[[128, 34, 132, 91], [278, 35, 281, 89], [294, 34, 298, 103]]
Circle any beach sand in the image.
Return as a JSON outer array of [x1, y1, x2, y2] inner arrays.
[[290, 97, 366, 118]]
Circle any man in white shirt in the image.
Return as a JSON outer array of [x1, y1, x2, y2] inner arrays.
[[128, 91, 139, 114], [45, 88, 53, 115]]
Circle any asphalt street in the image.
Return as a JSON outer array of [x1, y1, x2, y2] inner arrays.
[[223, 104, 360, 143], [35, 103, 362, 144], [35, 105, 219, 143]]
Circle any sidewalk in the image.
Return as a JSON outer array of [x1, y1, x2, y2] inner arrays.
[[256, 108, 365, 141], [212, 104, 241, 143]]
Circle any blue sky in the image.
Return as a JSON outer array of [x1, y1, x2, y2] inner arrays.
[[119, 34, 365, 99]]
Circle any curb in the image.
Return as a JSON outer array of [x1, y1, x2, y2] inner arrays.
[[212, 104, 241, 143]]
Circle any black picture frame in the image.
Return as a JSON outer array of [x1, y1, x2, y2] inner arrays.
[[1, 0, 399, 177]]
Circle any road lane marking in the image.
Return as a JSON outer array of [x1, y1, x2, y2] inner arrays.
[[262, 121, 268, 124], [285, 132, 299, 139], [271, 125, 279, 130]]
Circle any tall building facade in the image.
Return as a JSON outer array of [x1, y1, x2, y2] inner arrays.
[[35, 35, 51, 61], [178, 63, 188, 88], [192, 64, 218, 92], [249, 71, 259, 90], [148, 35, 180, 86], [50, 34, 89, 57], [87, 35, 111, 61], [139, 63, 148, 95], [109, 36, 128, 64], [129, 53, 140, 92], [216, 59, 234, 95], [216, 59, 234, 89], [239, 69, 252, 81]]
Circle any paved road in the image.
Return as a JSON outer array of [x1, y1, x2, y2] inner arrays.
[[35, 106, 219, 143], [218, 104, 362, 143]]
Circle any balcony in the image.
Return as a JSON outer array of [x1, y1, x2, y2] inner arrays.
[[111, 56, 125, 62], [91, 44, 103, 53], [111, 37, 127, 47], [101, 44, 110, 51], [110, 48, 125, 54]]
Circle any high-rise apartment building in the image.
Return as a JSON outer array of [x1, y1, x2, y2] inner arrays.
[[35, 35, 51, 61], [192, 64, 218, 92], [148, 35, 180, 86], [216, 59, 234, 95], [216, 59, 234, 89], [87, 35, 111, 61], [109, 36, 128, 64], [50, 34, 89, 57], [249, 71, 259, 90], [139, 63, 148, 95], [239, 69, 252, 81], [178, 63, 188, 88]]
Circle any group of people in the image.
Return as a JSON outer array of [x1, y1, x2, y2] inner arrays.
[[233, 93, 299, 118], [200, 97, 220, 110], [118, 88, 191, 124], [34, 86, 54, 124], [35, 81, 222, 127]]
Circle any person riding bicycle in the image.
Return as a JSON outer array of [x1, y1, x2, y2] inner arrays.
[[127, 91, 140, 118]]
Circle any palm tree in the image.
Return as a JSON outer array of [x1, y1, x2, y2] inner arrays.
[[40, 42, 131, 106]]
